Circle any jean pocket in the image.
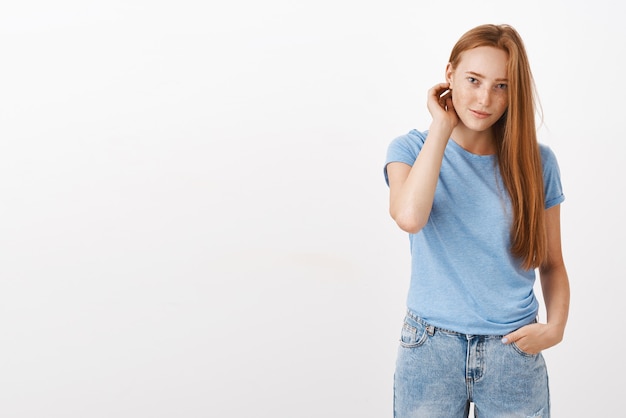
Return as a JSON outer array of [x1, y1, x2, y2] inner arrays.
[[399, 318, 429, 348], [511, 341, 539, 358]]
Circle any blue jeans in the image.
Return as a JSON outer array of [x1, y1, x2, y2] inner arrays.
[[394, 311, 550, 418]]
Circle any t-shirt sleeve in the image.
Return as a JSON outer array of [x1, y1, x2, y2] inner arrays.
[[383, 130, 426, 186], [540, 144, 565, 209]]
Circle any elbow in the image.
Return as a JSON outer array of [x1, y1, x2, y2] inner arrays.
[[390, 209, 426, 234], [397, 220, 425, 234]]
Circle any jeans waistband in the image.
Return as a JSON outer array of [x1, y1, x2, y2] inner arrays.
[[406, 310, 463, 336], [405, 309, 537, 338]]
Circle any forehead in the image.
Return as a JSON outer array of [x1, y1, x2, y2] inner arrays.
[[456, 46, 508, 79]]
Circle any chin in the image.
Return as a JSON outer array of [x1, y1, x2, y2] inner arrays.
[[459, 119, 495, 133]]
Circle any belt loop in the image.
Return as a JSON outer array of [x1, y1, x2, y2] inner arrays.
[[427, 325, 435, 336]]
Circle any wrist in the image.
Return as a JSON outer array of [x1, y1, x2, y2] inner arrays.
[[428, 122, 453, 142], [545, 322, 566, 344]]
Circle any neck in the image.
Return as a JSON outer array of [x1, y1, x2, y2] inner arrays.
[[451, 125, 496, 156]]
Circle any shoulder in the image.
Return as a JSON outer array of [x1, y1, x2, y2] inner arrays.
[[538, 143, 561, 171], [392, 128, 427, 145], [538, 143, 559, 162], [384, 129, 427, 185], [387, 129, 427, 155]]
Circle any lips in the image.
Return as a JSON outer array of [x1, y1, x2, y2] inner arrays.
[[470, 109, 491, 119]]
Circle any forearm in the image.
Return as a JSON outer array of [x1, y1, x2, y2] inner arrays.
[[502, 264, 570, 353], [389, 124, 451, 233], [539, 263, 570, 341]]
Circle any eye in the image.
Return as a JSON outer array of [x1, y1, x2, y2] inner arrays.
[[467, 77, 478, 84], [496, 83, 508, 90]]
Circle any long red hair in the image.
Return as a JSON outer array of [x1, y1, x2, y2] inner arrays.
[[449, 24, 546, 270]]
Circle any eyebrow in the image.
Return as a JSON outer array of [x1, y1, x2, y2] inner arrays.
[[465, 71, 508, 82]]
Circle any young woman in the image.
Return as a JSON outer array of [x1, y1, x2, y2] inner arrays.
[[384, 24, 569, 417]]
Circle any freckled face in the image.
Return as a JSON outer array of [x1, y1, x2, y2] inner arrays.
[[447, 46, 509, 133]]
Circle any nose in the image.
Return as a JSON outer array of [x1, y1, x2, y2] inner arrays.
[[477, 86, 492, 106]]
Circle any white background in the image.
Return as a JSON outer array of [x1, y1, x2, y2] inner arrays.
[[0, 1, 623, 417]]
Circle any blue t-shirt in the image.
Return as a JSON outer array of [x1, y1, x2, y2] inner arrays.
[[384, 129, 565, 335]]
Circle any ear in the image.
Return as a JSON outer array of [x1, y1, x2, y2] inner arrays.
[[445, 63, 454, 85]]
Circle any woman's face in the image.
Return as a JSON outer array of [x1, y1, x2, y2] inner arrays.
[[447, 46, 509, 133]]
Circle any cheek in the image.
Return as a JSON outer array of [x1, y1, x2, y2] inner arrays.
[[450, 88, 468, 106], [495, 97, 508, 115]]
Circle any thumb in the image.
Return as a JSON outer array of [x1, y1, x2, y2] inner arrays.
[[501, 331, 519, 345]]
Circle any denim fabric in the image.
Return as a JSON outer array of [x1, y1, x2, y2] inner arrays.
[[394, 311, 550, 418]]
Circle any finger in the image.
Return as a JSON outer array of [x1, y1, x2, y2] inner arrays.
[[429, 83, 451, 97], [436, 90, 451, 107], [444, 95, 454, 110], [501, 331, 518, 344]]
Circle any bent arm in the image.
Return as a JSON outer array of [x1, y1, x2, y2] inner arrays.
[[502, 204, 570, 353], [387, 125, 451, 233], [538, 204, 570, 344], [387, 83, 457, 233]]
